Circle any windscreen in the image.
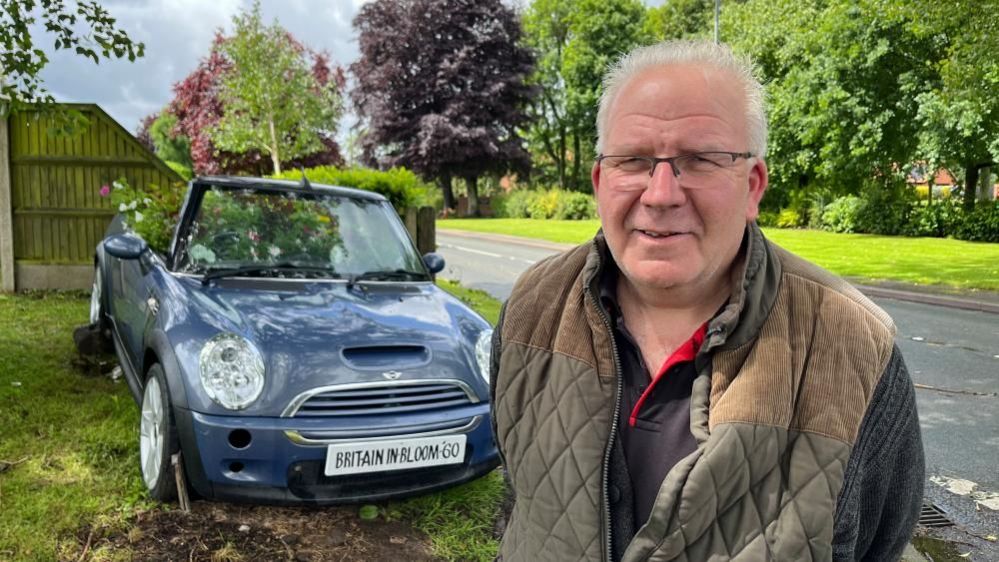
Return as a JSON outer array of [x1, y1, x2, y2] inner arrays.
[[176, 186, 425, 278]]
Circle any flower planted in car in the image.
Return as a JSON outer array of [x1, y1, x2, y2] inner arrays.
[[99, 177, 185, 253]]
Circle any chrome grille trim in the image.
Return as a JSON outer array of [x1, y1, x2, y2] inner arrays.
[[281, 379, 480, 418], [284, 416, 482, 446]]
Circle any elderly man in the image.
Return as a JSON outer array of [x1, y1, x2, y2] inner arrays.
[[490, 40, 923, 561]]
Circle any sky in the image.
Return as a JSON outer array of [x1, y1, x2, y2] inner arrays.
[[35, 0, 665, 138], [37, 0, 370, 135]]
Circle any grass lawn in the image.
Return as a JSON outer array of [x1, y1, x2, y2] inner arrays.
[[0, 292, 145, 562], [0, 283, 505, 562], [438, 218, 999, 292]]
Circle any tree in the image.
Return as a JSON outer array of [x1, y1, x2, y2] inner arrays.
[[641, 0, 713, 42], [723, 0, 941, 209], [351, 0, 535, 215], [893, 0, 999, 209], [169, 32, 344, 176], [209, 2, 342, 175], [0, 0, 143, 115], [522, 0, 648, 191], [137, 111, 195, 179]]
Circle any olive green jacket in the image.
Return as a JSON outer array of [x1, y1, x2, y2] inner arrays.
[[491, 224, 923, 561]]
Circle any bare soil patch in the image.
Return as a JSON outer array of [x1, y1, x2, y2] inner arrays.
[[69, 501, 437, 562]]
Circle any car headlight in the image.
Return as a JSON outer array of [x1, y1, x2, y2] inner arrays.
[[474, 329, 493, 384], [199, 333, 265, 410]]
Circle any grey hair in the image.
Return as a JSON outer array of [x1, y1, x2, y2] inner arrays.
[[595, 39, 768, 159]]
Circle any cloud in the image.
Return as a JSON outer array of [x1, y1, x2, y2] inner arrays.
[[37, 0, 367, 135]]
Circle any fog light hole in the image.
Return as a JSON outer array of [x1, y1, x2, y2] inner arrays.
[[228, 429, 252, 449], [229, 461, 245, 473]]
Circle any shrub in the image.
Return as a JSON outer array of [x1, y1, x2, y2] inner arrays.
[[272, 166, 433, 211], [500, 190, 537, 218], [952, 201, 999, 243], [527, 190, 560, 219], [554, 191, 596, 220], [165, 160, 194, 181], [101, 178, 185, 253], [488, 192, 509, 218], [775, 208, 804, 228], [756, 211, 779, 227], [854, 188, 912, 235], [819, 195, 864, 233], [900, 200, 959, 238]]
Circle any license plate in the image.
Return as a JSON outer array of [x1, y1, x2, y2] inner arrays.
[[324, 434, 467, 476]]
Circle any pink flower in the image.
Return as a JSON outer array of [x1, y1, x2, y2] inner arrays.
[[99, 185, 111, 197]]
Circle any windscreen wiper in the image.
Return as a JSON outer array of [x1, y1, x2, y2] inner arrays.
[[346, 269, 429, 288], [201, 262, 340, 285]]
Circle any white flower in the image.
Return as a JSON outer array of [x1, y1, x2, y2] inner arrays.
[[134, 211, 144, 223], [268, 245, 282, 257], [112, 180, 124, 191], [143, 198, 152, 205], [128, 200, 138, 210], [118, 203, 128, 212]]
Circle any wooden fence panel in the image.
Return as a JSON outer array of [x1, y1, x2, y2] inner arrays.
[[3, 104, 183, 290]]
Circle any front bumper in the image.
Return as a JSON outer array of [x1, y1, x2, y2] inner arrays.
[[173, 403, 500, 505]]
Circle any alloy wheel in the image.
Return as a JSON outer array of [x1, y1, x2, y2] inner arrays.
[[89, 267, 102, 326], [139, 376, 165, 490]]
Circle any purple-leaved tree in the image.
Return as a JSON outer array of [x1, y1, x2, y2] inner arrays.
[[351, 0, 535, 215]]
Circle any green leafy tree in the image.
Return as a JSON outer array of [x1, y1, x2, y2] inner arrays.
[[0, 0, 144, 115], [209, 2, 341, 175], [641, 0, 713, 42], [522, 0, 648, 191], [724, 0, 940, 209], [138, 111, 194, 179], [894, 0, 999, 209]]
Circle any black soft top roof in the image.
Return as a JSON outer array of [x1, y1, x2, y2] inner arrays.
[[193, 175, 387, 203]]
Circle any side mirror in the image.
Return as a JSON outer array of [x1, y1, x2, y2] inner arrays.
[[104, 234, 149, 260], [422, 252, 445, 274]]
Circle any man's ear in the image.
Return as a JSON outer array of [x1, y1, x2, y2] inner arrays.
[[591, 161, 602, 197], [745, 158, 769, 221]]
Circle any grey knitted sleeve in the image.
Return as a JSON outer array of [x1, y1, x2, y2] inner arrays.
[[832, 345, 925, 561]]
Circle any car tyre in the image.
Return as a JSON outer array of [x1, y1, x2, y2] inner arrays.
[[139, 364, 180, 502]]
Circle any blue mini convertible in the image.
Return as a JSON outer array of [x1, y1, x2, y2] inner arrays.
[[90, 176, 499, 504]]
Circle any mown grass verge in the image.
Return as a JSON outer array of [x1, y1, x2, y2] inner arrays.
[[0, 282, 506, 562], [0, 292, 147, 561], [438, 218, 999, 292], [393, 279, 506, 561]]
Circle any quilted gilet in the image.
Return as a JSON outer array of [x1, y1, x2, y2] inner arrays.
[[493, 225, 896, 561]]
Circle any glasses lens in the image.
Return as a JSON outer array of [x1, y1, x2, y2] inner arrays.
[[604, 156, 651, 174], [676, 153, 730, 175]]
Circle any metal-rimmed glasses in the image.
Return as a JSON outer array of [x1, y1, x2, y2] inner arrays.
[[596, 151, 754, 189]]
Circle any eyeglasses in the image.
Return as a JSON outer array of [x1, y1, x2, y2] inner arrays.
[[596, 151, 754, 189]]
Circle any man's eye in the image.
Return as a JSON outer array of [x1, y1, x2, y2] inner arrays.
[[683, 154, 725, 172], [616, 158, 650, 172]]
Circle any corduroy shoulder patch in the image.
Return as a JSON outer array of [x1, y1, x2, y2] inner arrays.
[[709, 247, 896, 445], [502, 243, 616, 377]]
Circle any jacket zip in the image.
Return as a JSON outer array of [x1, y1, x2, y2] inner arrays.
[[587, 277, 622, 562]]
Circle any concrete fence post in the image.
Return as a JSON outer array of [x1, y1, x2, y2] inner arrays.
[[0, 117, 14, 292]]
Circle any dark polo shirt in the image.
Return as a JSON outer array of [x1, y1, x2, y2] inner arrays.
[[600, 267, 705, 528]]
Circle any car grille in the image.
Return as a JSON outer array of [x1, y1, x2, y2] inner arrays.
[[285, 380, 477, 418]]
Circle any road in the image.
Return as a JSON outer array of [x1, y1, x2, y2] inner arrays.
[[438, 229, 999, 537]]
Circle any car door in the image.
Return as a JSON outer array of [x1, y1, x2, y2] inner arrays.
[[108, 252, 153, 371]]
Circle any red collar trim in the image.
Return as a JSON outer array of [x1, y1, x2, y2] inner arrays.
[[628, 323, 707, 427]]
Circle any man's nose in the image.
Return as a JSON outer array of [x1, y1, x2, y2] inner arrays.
[[640, 160, 686, 207]]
